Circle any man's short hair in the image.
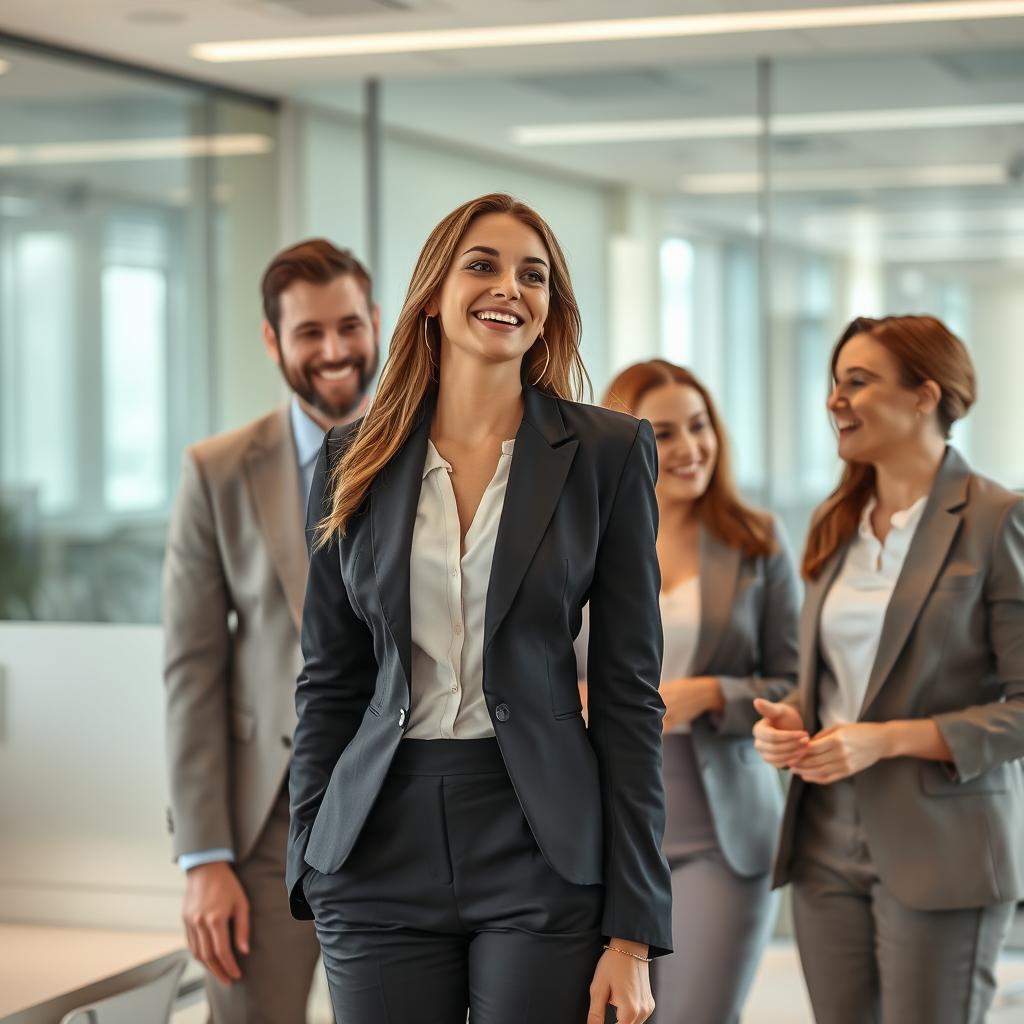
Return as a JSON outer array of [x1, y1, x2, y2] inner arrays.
[[261, 239, 372, 336]]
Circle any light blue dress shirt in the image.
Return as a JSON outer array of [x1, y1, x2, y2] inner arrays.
[[178, 398, 325, 872]]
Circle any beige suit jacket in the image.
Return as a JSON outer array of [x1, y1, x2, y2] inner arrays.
[[162, 406, 308, 861], [774, 447, 1024, 910]]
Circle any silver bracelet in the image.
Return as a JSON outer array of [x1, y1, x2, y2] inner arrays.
[[603, 943, 653, 964]]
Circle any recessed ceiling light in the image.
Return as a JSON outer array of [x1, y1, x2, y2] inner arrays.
[[678, 164, 1008, 194], [0, 134, 274, 167], [192, 1, 1024, 62], [513, 104, 1024, 146]]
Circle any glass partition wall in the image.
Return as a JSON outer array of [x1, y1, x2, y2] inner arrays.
[[0, 39, 280, 623]]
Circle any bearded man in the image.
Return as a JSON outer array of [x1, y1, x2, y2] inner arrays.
[[162, 240, 378, 1022]]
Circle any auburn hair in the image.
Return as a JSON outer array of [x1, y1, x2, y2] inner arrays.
[[316, 193, 590, 545], [802, 315, 976, 580], [603, 359, 776, 559]]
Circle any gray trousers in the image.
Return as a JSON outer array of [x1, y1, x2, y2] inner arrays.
[[791, 779, 1015, 1024], [651, 734, 779, 1024], [206, 783, 323, 1024], [651, 848, 777, 1024]]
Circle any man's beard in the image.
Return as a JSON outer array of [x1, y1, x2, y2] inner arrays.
[[278, 347, 378, 421]]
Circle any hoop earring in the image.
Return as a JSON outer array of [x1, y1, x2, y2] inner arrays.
[[530, 334, 550, 387], [423, 315, 439, 377]]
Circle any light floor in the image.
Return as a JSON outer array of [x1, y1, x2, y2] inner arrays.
[[173, 941, 1024, 1023]]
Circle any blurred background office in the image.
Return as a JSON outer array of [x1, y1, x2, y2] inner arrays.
[[1, 2, 1023, 1021]]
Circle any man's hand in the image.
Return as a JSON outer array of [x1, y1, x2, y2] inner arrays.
[[791, 722, 890, 784], [752, 698, 808, 768], [661, 677, 723, 733], [183, 861, 250, 985], [588, 939, 655, 1024]]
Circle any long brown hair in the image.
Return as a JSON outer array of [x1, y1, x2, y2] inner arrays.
[[802, 315, 976, 579], [604, 359, 776, 558], [316, 193, 590, 544]]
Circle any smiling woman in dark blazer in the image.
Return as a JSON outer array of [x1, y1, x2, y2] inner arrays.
[[755, 315, 1024, 1024], [579, 360, 798, 1024], [286, 193, 672, 1024]]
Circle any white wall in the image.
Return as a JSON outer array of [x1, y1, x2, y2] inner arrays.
[[966, 277, 1024, 489], [0, 624, 182, 930]]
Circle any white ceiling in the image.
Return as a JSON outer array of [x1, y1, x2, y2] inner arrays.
[[2, 0, 1024, 94], [2, 0, 1023, 268]]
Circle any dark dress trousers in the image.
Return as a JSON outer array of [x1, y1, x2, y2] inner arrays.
[[287, 383, 674, 961]]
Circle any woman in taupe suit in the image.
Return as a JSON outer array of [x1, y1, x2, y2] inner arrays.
[[582, 360, 799, 1023], [755, 315, 1024, 1024]]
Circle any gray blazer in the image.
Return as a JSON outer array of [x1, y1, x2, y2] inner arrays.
[[575, 522, 800, 877], [162, 406, 307, 861], [774, 447, 1024, 910], [688, 523, 799, 877]]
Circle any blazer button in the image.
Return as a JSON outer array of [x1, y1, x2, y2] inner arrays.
[[495, 703, 511, 723], [398, 708, 407, 728]]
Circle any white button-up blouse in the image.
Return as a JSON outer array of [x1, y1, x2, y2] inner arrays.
[[818, 494, 927, 729], [404, 438, 515, 739]]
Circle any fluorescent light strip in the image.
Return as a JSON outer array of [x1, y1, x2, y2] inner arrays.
[[0, 134, 274, 167], [514, 104, 1024, 146], [191, 1, 1024, 62], [679, 164, 1008, 194]]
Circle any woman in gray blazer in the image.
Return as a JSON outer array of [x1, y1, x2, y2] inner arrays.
[[755, 315, 1024, 1024], [583, 359, 799, 1023]]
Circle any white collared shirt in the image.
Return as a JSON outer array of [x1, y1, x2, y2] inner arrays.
[[818, 494, 928, 729], [405, 438, 515, 739]]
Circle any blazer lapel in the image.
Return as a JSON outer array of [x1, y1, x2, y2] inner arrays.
[[691, 525, 741, 674], [801, 546, 846, 730], [484, 385, 578, 652], [858, 447, 969, 718], [370, 405, 432, 694], [245, 406, 308, 632]]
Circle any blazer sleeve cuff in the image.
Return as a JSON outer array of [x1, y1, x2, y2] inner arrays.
[[600, 910, 673, 960], [932, 711, 984, 783], [712, 675, 759, 736]]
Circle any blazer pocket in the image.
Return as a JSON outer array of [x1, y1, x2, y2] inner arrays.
[[933, 570, 980, 592], [919, 761, 1008, 797], [230, 705, 256, 743]]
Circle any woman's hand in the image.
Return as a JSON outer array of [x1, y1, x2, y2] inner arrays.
[[791, 722, 891, 784], [752, 698, 808, 768], [588, 939, 655, 1024], [661, 677, 724, 732]]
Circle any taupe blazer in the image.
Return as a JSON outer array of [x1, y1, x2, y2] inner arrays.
[[688, 521, 799, 877], [774, 447, 1024, 910], [163, 405, 308, 861]]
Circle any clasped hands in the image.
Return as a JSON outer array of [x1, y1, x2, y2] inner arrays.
[[752, 698, 890, 784]]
